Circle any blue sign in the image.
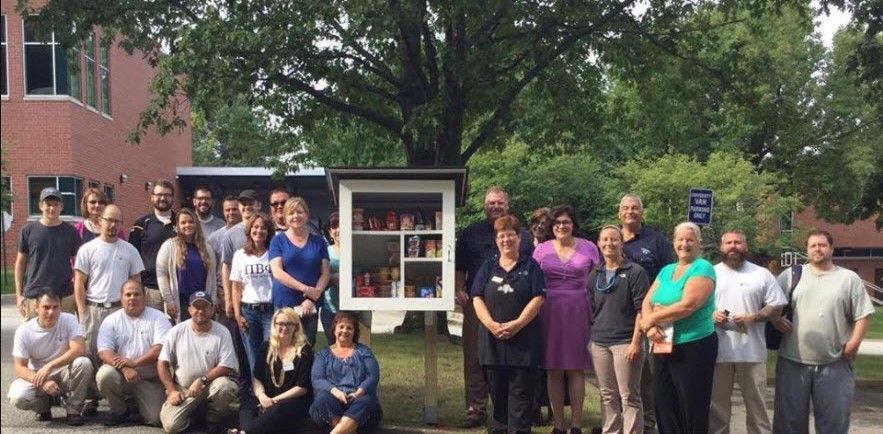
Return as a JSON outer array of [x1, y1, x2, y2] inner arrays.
[[688, 188, 714, 225]]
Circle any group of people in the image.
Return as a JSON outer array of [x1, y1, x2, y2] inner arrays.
[[10, 182, 381, 433], [8, 180, 874, 434], [455, 187, 874, 434]]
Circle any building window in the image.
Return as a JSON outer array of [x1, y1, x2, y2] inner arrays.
[[1, 15, 8, 97], [23, 17, 72, 96], [83, 33, 96, 107], [103, 184, 115, 203], [99, 43, 110, 115], [88, 179, 100, 188], [27, 176, 83, 216], [68, 45, 81, 101]]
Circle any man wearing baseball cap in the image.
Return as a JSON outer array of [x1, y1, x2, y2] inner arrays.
[[14, 187, 80, 320], [158, 291, 239, 433]]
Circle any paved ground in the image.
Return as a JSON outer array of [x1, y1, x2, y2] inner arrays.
[[1, 297, 881, 433]]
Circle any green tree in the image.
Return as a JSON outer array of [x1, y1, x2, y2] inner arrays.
[[22, 0, 799, 167]]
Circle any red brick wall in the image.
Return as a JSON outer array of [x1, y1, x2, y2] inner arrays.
[[1, 2, 191, 269], [793, 209, 883, 284]]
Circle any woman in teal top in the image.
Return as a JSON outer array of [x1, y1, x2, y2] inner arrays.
[[639, 222, 717, 434]]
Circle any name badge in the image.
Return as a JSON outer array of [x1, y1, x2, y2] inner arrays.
[[491, 276, 504, 284], [283, 362, 295, 371]]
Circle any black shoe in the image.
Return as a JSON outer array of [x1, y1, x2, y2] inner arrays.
[[34, 411, 52, 422], [82, 399, 99, 417], [551, 428, 566, 434], [590, 427, 602, 434], [104, 409, 130, 426], [66, 413, 85, 426], [459, 414, 486, 429], [569, 428, 583, 434]]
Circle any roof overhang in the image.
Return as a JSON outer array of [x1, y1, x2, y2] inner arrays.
[[325, 167, 468, 206]]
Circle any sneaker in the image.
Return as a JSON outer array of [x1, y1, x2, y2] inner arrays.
[[104, 409, 130, 426], [82, 399, 99, 417], [66, 413, 85, 426], [34, 411, 52, 422]]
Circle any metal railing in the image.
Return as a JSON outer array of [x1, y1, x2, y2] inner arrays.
[[781, 251, 882, 305]]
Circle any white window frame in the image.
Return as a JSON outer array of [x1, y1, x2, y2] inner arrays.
[[26, 175, 83, 218], [1, 15, 8, 98], [83, 32, 96, 108], [22, 16, 65, 97], [99, 42, 110, 115]]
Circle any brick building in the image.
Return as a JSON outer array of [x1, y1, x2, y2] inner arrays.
[[1, 1, 191, 269]]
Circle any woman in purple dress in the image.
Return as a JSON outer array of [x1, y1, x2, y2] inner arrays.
[[533, 205, 599, 434]]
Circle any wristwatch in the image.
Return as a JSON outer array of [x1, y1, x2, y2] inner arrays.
[[200, 376, 208, 385]]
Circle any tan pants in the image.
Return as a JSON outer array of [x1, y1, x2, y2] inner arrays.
[[7, 357, 93, 415], [159, 376, 238, 433], [710, 362, 771, 434], [96, 364, 164, 426], [24, 295, 77, 320], [82, 303, 122, 361], [462, 299, 488, 416], [591, 343, 645, 434]]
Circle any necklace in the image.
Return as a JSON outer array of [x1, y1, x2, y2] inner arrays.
[[594, 271, 617, 293]]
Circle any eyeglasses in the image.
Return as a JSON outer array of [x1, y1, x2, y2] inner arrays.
[[275, 321, 297, 328], [88, 200, 107, 205], [553, 220, 573, 227], [153, 193, 172, 198], [101, 217, 122, 224], [270, 201, 286, 208]]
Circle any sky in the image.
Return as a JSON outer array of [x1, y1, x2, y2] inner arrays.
[[815, 4, 852, 47]]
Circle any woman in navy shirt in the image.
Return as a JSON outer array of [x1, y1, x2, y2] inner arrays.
[[269, 197, 329, 345], [472, 215, 545, 434]]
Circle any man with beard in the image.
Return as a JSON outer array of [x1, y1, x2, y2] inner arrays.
[[192, 187, 225, 238], [709, 230, 786, 434], [8, 289, 93, 426], [158, 291, 239, 434], [130, 180, 178, 312], [618, 193, 674, 434], [455, 186, 534, 428], [268, 188, 291, 233], [96, 280, 172, 426], [74, 205, 145, 416], [771, 230, 874, 434]]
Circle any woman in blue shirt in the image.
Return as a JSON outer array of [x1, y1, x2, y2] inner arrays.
[[639, 222, 716, 434], [269, 197, 330, 345], [310, 312, 382, 434]]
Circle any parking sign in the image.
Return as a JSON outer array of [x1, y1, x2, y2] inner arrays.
[[688, 188, 713, 225]]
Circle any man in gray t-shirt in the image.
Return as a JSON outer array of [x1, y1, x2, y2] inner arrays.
[[15, 187, 80, 319], [220, 190, 260, 317], [158, 291, 238, 433]]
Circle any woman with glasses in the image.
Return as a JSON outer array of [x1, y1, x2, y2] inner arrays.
[[231, 213, 275, 374], [74, 187, 125, 243], [533, 205, 599, 434], [269, 197, 330, 345], [156, 208, 217, 322], [588, 225, 650, 434], [310, 312, 382, 434], [232, 307, 314, 434]]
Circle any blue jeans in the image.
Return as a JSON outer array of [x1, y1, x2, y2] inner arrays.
[[240, 306, 273, 374]]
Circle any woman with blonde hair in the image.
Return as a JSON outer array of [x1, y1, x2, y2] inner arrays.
[[231, 307, 314, 434], [156, 208, 217, 322]]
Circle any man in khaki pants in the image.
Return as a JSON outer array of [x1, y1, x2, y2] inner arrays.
[[158, 292, 239, 433], [96, 280, 171, 426], [710, 230, 786, 434]]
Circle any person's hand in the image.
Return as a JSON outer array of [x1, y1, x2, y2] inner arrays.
[[165, 389, 184, 406], [224, 299, 234, 318], [121, 367, 141, 384], [843, 340, 861, 361], [40, 380, 60, 396], [499, 320, 522, 339], [304, 286, 322, 300], [236, 314, 248, 332], [455, 290, 470, 306], [713, 310, 728, 326], [16, 295, 28, 319], [257, 392, 275, 410], [646, 326, 666, 343], [732, 313, 756, 328], [186, 378, 205, 399], [639, 316, 656, 333], [485, 321, 504, 338], [771, 316, 792, 334], [32, 365, 52, 388], [331, 388, 349, 404], [166, 304, 179, 321], [626, 342, 641, 362], [77, 308, 87, 323], [111, 355, 134, 369], [300, 300, 316, 317]]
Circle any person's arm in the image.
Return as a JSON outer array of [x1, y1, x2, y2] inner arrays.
[[74, 270, 88, 319], [155, 241, 177, 319], [273, 349, 315, 401], [355, 346, 380, 397], [310, 350, 334, 393], [40, 336, 86, 377], [270, 257, 311, 294], [204, 248, 218, 302], [472, 296, 505, 339], [157, 360, 185, 405], [14, 251, 28, 318], [221, 262, 233, 317], [501, 296, 544, 337], [843, 316, 870, 361], [311, 259, 331, 297], [641, 276, 713, 330]]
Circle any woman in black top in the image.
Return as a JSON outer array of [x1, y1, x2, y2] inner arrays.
[[588, 225, 650, 434], [471, 215, 546, 434], [231, 307, 314, 434]]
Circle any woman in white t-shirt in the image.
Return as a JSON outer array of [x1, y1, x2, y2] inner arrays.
[[231, 212, 275, 373]]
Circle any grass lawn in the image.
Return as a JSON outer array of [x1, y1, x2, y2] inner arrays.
[[352, 332, 601, 431], [767, 351, 883, 388], [865, 308, 883, 339]]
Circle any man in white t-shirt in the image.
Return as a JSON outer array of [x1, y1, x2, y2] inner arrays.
[[710, 230, 786, 434], [96, 279, 172, 426], [771, 230, 874, 434], [7, 289, 94, 426], [158, 291, 239, 433]]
